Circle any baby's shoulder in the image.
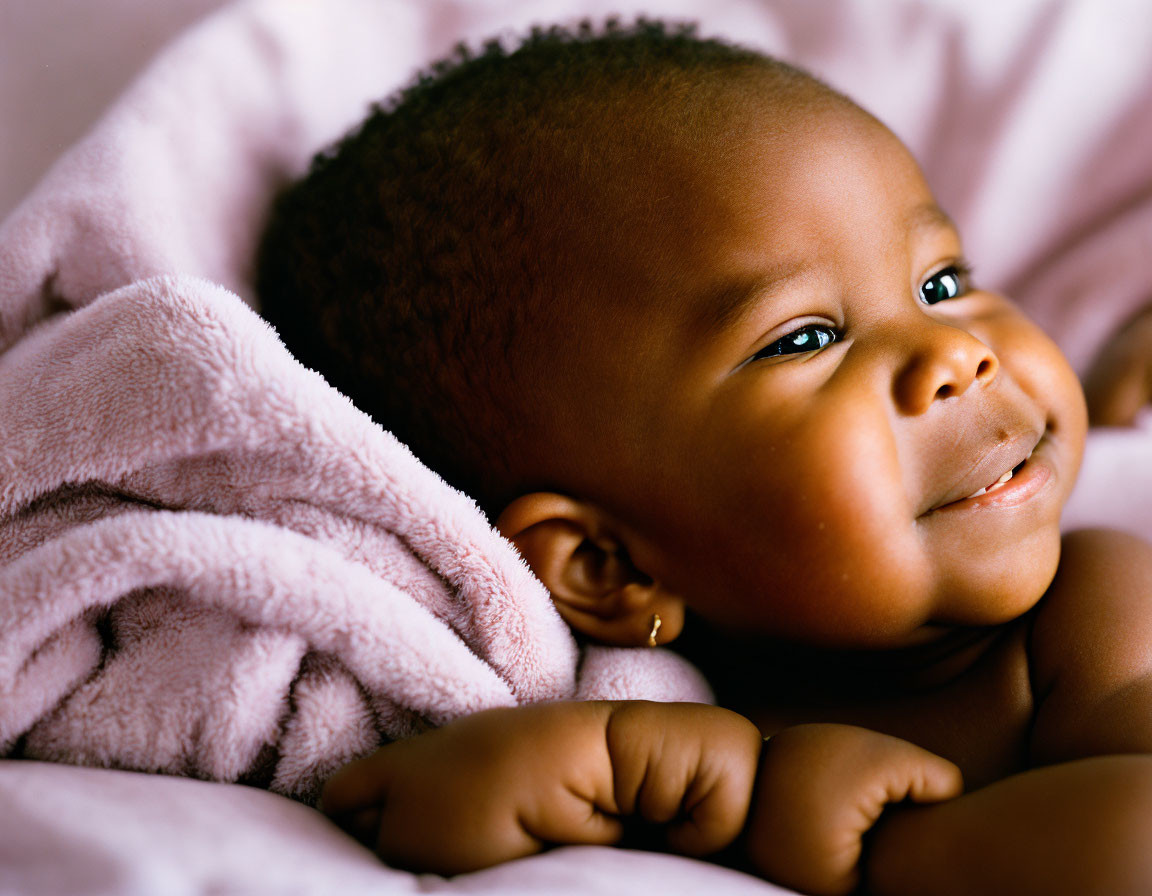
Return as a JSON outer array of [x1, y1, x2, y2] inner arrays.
[[1031, 528, 1152, 671], [1028, 528, 1152, 764]]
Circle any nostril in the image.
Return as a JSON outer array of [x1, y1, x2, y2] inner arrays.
[[976, 358, 994, 379], [935, 384, 955, 400]]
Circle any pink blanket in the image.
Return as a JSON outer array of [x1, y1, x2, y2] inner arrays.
[[2, 0, 1152, 893], [0, 1, 711, 800], [0, 274, 711, 798]]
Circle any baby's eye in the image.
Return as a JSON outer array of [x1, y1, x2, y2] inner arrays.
[[919, 262, 972, 305], [751, 324, 838, 362]]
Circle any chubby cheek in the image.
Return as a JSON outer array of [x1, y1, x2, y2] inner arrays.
[[671, 395, 937, 647], [1044, 342, 1088, 486], [992, 304, 1088, 484]]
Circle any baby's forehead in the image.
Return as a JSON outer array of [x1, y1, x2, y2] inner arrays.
[[578, 87, 885, 218], [559, 98, 905, 277], [537, 103, 943, 378], [515, 82, 913, 399]]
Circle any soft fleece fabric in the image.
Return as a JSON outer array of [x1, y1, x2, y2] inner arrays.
[[0, 0, 712, 801], [1, 0, 1152, 893], [0, 273, 709, 799]]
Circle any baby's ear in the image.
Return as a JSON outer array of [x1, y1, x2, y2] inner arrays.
[[496, 493, 685, 647]]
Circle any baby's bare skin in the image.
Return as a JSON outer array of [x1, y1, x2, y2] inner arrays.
[[321, 702, 961, 895], [323, 529, 1152, 896], [778, 528, 1152, 895], [321, 701, 767, 873], [311, 37, 1152, 896], [1083, 305, 1152, 426]]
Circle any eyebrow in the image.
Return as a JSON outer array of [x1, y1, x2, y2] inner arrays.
[[697, 259, 812, 340], [905, 202, 958, 237], [697, 203, 958, 339]]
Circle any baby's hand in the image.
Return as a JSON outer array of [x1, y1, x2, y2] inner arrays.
[[319, 701, 763, 874], [1083, 304, 1152, 426], [744, 723, 962, 896]]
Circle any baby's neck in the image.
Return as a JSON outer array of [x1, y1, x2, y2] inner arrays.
[[679, 617, 1020, 706], [676, 614, 1039, 789]]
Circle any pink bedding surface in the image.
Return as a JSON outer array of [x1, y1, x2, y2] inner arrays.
[[0, 761, 786, 895], [2, 0, 1151, 893]]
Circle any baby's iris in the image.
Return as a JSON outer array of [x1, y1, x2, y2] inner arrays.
[[754, 324, 837, 360], [919, 264, 970, 305]]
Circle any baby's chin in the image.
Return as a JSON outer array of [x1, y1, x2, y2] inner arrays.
[[926, 565, 1056, 635]]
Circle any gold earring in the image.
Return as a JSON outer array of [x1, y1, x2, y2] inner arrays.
[[647, 613, 662, 648]]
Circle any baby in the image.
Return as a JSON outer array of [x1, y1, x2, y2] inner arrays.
[[258, 22, 1152, 896]]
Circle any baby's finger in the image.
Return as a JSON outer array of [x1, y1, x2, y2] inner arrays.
[[318, 751, 392, 815], [334, 807, 383, 846], [895, 749, 964, 805], [1083, 309, 1152, 427], [526, 797, 626, 848], [1084, 356, 1150, 427], [665, 772, 754, 857]]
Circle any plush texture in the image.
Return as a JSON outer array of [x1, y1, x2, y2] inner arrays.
[[0, 0, 714, 801], [0, 273, 713, 799], [2, 0, 1151, 893]]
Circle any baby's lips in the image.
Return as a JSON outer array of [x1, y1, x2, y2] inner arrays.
[[926, 432, 1040, 512]]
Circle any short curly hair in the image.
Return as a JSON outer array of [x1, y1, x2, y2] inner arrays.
[[256, 19, 827, 515]]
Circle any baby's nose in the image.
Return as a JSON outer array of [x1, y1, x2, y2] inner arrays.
[[892, 321, 999, 415]]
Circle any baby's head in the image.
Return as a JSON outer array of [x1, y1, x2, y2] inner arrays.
[[258, 22, 1087, 656]]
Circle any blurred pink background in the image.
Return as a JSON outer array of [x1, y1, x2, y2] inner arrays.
[[0, 0, 230, 220]]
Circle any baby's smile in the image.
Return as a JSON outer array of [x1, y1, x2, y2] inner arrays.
[[926, 434, 1043, 512], [546, 88, 1089, 650]]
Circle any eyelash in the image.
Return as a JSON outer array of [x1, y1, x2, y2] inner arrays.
[[747, 260, 975, 364], [919, 260, 973, 306], [749, 323, 838, 362]]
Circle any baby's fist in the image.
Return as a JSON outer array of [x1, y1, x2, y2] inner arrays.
[[745, 724, 962, 896], [1083, 304, 1152, 427]]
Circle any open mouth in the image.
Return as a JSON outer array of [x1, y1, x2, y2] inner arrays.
[[961, 453, 1031, 500], [923, 430, 1051, 515]]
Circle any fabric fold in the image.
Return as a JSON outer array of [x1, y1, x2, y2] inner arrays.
[[0, 277, 709, 800]]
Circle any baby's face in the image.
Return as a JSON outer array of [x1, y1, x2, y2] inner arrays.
[[554, 97, 1087, 650]]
